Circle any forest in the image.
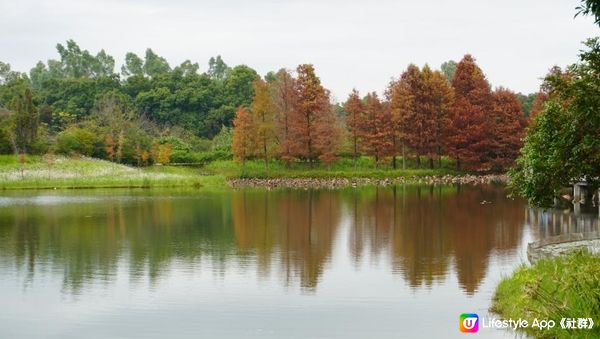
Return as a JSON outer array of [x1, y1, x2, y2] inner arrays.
[[233, 58, 541, 172], [0, 40, 543, 172]]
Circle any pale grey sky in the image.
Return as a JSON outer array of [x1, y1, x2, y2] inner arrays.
[[1, 0, 598, 101]]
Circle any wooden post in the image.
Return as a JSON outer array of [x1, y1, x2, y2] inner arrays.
[[574, 183, 581, 202]]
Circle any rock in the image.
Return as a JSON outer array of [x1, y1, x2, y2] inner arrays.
[[228, 174, 509, 189]]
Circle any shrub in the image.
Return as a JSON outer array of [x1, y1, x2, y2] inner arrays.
[[55, 126, 97, 156]]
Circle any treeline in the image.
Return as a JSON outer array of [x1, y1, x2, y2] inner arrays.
[[233, 55, 535, 171], [0, 40, 544, 170], [0, 40, 261, 165]]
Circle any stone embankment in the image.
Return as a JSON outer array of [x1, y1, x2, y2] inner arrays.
[[228, 174, 509, 189], [527, 232, 600, 263]]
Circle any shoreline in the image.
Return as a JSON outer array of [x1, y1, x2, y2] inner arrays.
[[0, 156, 510, 191], [0, 174, 510, 191], [492, 251, 600, 338], [228, 174, 509, 189]]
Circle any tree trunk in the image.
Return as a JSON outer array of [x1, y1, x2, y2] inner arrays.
[[353, 138, 358, 171], [402, 144, 406, 170], [392, 135, 397, 169], [263, 140, 268, 170]]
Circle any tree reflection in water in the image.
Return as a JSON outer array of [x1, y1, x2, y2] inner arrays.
[[0, 185, 527, 295]]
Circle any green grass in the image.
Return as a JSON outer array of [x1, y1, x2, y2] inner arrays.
[[0, 154, 465, 190], [0, 154, 226, 190], [491, 250, 600, 339], [203, 156, 460, 179]]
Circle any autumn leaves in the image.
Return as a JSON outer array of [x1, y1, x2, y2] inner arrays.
[[233, 65, 340, 168], [233, 55, 527, 172]]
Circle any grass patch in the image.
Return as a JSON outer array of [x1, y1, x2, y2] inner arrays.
[[204, 157, 460, 179], [0, 155, 226, 190], [0, 154, 466, 190], [491, 250, 600, 338]]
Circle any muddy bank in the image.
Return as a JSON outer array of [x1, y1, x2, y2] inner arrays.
[[228, 174, 509, 189]]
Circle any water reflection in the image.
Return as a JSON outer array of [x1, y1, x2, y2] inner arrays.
[[233, 190, 341, 290], [342, 185, 525, 294], [527, 206, 600, 240], [0, 185, 526, 296]]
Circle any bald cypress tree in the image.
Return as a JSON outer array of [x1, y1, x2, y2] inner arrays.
[[251, 79, 277, 169], [490, 88, 526, 170], [362, 92, 393, 166], [232, 106, 255, 165], [289, 64, 334, 167], [344, 89, 365, 168], [446, 55, 493, 170]]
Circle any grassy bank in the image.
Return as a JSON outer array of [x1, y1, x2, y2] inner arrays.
[[492, 251, 600, 339], [204, 157, 459, 179], [0, 155, 226, 190], [0, 155, 468, 190]]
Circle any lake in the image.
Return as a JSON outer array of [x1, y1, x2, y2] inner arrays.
[[0, 184, 596, 338]]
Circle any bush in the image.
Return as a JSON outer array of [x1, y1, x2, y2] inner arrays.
[[55, 126, 97, 156], [0, 126, 12, 154], [492, 250, 600, 338], [170, 149, 197, 164], [211, 126, 232, 155]]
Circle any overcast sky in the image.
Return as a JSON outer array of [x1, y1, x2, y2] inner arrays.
[[1, 0, 598, 101]]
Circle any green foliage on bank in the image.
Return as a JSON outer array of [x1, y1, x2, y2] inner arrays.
[[0, 154, 466, 190], [492, 251, 600, 339], [0, 154, 225, 189], [204, 156, 459, 179], [510, 37, 600, 206]]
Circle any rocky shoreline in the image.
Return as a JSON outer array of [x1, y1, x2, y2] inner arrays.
[[228, 174, 509, 189]]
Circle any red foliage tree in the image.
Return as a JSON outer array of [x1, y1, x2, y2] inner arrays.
[[251, 79, 278, 169], [400, 64, 426, 166], [362, 92, 393, 166], [105, 133, 115, 161], [529, 91, 548, 120], [289, 64, 336, 166], [232, 106, 256, 164], [446, 55, 494, 170], [273, 69, 297, 165], [422, 67, 454, 167], [387, 73, 413, 169], [344, 89, 366, 167], [315, 106, 341, 167], [489, 88, 527, 170]]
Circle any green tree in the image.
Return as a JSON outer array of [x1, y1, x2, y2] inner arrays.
[[225, 65, 259, 108], [441, 60, 457, 82], [576, 0, 600, 24], [175, 60, 199, 76], [55, 40, 115, 78], [211, 125, 233, 156], [516, 92, 537, 117], [8, 87, 39, 153], [143, 49, 171, 77], [29, 61, 51, 90], [0, 62, 20, 85], [208, 55, 230, 80], [510, 39, 600, 205], [121, 52, 144, 77]]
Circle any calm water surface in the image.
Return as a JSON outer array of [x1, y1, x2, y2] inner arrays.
[[0, 185, 597, 338]]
